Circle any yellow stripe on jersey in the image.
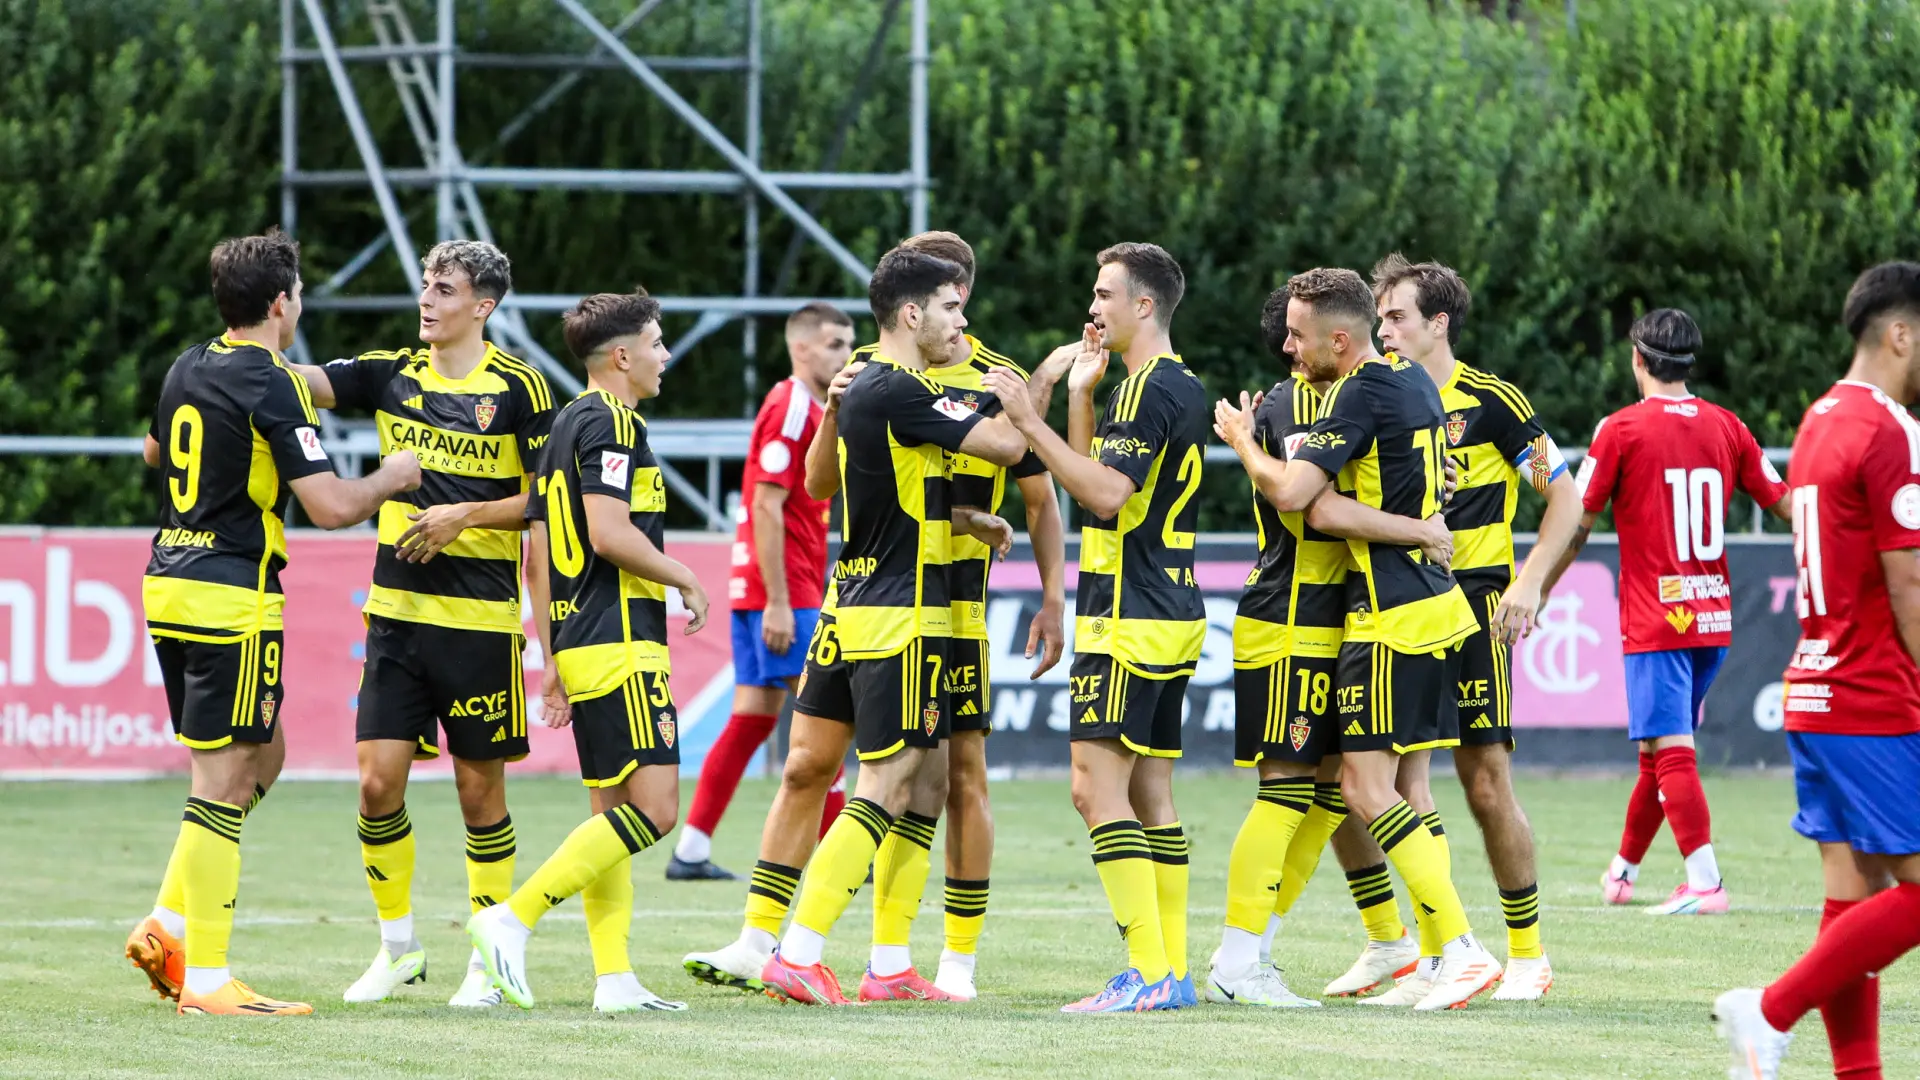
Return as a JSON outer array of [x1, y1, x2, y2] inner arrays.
[[362, 586, 519, 635], [377, 501, 521, 562], [1072, 615, 1207, 673], [143, 576, 286, 639], [1456, 368, 1535, 419]]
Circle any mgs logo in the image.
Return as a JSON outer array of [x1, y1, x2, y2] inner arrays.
[[1305, 431, 1346, 451], [1288, 714, 1310, 751], [474, 395, 497, 431], [657, 712, 676, 749], [1445, 412, 1468, 447]]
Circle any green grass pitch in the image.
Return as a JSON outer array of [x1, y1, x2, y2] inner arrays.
[[1, 772, 1911, 1078]]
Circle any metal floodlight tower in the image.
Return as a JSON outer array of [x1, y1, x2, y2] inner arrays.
[[277, 0, 929, 527]]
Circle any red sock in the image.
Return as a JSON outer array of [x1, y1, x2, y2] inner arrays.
[[1619, 751, 1665, 864], [1652, 746, 1712, 857], [819, 763, 847, 839], [1816, 898, 1883, 1080], [1762, 881, 1920, 1033], [684, 712, 778, 836]]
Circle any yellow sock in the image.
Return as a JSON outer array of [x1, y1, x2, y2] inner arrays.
[[1502, 883, 1543, 959], [1416, 811, 1449, 956], [1273, 782, 1345, 919], [1225, 778, 1312, 932], [157, 784, 260, 916], [582, 857, 634, 976], [179, 797, 244, 970], [506, 805, 658, 929], [357, 806, 415, 921], [1145, 823, 1189, 980], [1090, 820, 1168, 983], [793, 798, 892, 936], [1344, 863, 1406, 942], [943, 878, 989, 955], [744, 860, 802, 938], [465, 815, 516, 911], [872, 811, 937, 948], [1368, 801, 1469, 943]]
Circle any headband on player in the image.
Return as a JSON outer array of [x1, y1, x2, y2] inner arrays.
[[1631, 338, 1695, 366]]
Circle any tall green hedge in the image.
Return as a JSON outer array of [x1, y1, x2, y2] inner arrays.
[[3, 0, 1916, 528]]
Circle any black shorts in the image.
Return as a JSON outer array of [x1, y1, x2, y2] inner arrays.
[[571, 670, 680, 786], [793, 618, 949, 761], [1456, 584, 1514, 748], [355, 615, 528, 761], [1067, 653, 1186, 758], [1233, 654, 1338, 767], [154, 631, 285, 750], [948, 637, 990, 735], [1335, 640, 1462, 755]]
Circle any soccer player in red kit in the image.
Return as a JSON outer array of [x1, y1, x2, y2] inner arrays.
[[1714, 261, 1920, 1080], [666, 304, 854, 880], [1542, 309, 1788, 914]]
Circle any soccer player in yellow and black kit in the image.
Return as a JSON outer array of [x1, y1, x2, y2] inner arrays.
[[754, 248, 1028, 1005], [767, 230, 1067, 1001], [465, 291, 710, 1011], [1207, 289, 1453, 1008], [989, 243, 1207, 1013], [1370, 254, 1582, 1000], [127, 229, 421, 1015], [292, 240, 558, 1008], [1214, 266, 1499, 1011]]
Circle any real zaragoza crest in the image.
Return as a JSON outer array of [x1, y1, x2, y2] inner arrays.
[[657, 712, 676, 748], [474, 395, 498, 430], [260, 692, 277, 728], [1288, 714, 1310, 751], [922, 702, 940, 736], [1445, 411, 1467, 446]]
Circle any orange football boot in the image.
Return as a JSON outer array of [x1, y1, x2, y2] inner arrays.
[[125, 917, 184, 1001], [177, 980, 314, 1016]]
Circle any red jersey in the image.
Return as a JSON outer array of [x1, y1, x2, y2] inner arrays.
[[1577, 394, 1787, 653], [1781, 381, 1920, 736], [729, 377, 831, 611]]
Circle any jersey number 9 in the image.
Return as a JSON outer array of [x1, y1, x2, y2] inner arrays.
[[168, 405, 205, 513]]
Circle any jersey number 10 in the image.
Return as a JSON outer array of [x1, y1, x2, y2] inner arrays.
[[1663, 467, 1724, 561]]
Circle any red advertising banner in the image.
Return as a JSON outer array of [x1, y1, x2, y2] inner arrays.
[[0, 529, 735, 778]]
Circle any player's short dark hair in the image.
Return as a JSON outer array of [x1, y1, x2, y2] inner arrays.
[[900, 231, 976, 290], [1371, 252, 1471, 346], [1098, 242, 1185, 324], [1285, 267, 1374, 330], [868, 248, 968, 331], [1842, 261, 1920, 343], [424, 239, 512, 302], [1260, 287, 1290, 360], [1629, 308, 1701, 382], [209, 228, 301, 328], [785, 301, 853, 338], [563, 288, 662, 361]]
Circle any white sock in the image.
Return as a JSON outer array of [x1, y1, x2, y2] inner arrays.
[[1216, 927, 1261, 976], [379, 914, 416, 954], [1258, 914, 1282, 965], [150, 906, 187, 939], [869, 944, 912, 977], [1608, 854, 1640, 883], [938, 948, 976, 975], [596, 971, 639, 994], [674, 827, 712, 864], [486, 906, 532, 943], [467, 947, 486, 973], [779, 925, 826, 968], [184, 966, 230, 995], [1683, 844, 1721, 891], [743, 927, 778, 954], [1440, 933, 1481, 964]]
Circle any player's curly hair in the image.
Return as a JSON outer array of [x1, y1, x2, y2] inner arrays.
[[1098, 242, 1185, 325], [423, 239, 512, 302], [1371, 252, 1471, 347], [1285, 267, 1374, 330], [209, 228, 300, 328], [563, 289, 663, 361], [1629, 308, 1700, 382]]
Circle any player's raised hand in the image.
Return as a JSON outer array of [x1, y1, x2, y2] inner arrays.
[[1035, 341, 1081, 385], [1491, 579, 1543, 644], [382, 449, 423, 492], [1417, 513, 1454, 570], [1025, 601, 1065, 679], [1213, 393, 1255, 450], [395, 502, 472, 563], [983, 368, 1038, 428], [825, 360, 866, 412], [539, 666, 572, 729], [679, 579, 710, 634], [1066, 324, 1109, 394]]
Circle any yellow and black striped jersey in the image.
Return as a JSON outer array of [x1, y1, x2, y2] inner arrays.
[[323, 344, 555, 634], [1075, 354, 1209, 677], [528, 389, 669, 702], [832, 354, 988, 659], [1435, 362, 1553, 586], [143, 334, 336, 641], [1294, 354, 1476, 655], [1233, 376, 1348, 666]]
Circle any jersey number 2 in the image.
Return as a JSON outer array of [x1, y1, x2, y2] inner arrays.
[[1161, 445, 1201, 550], [167, 405, 205, 513]]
